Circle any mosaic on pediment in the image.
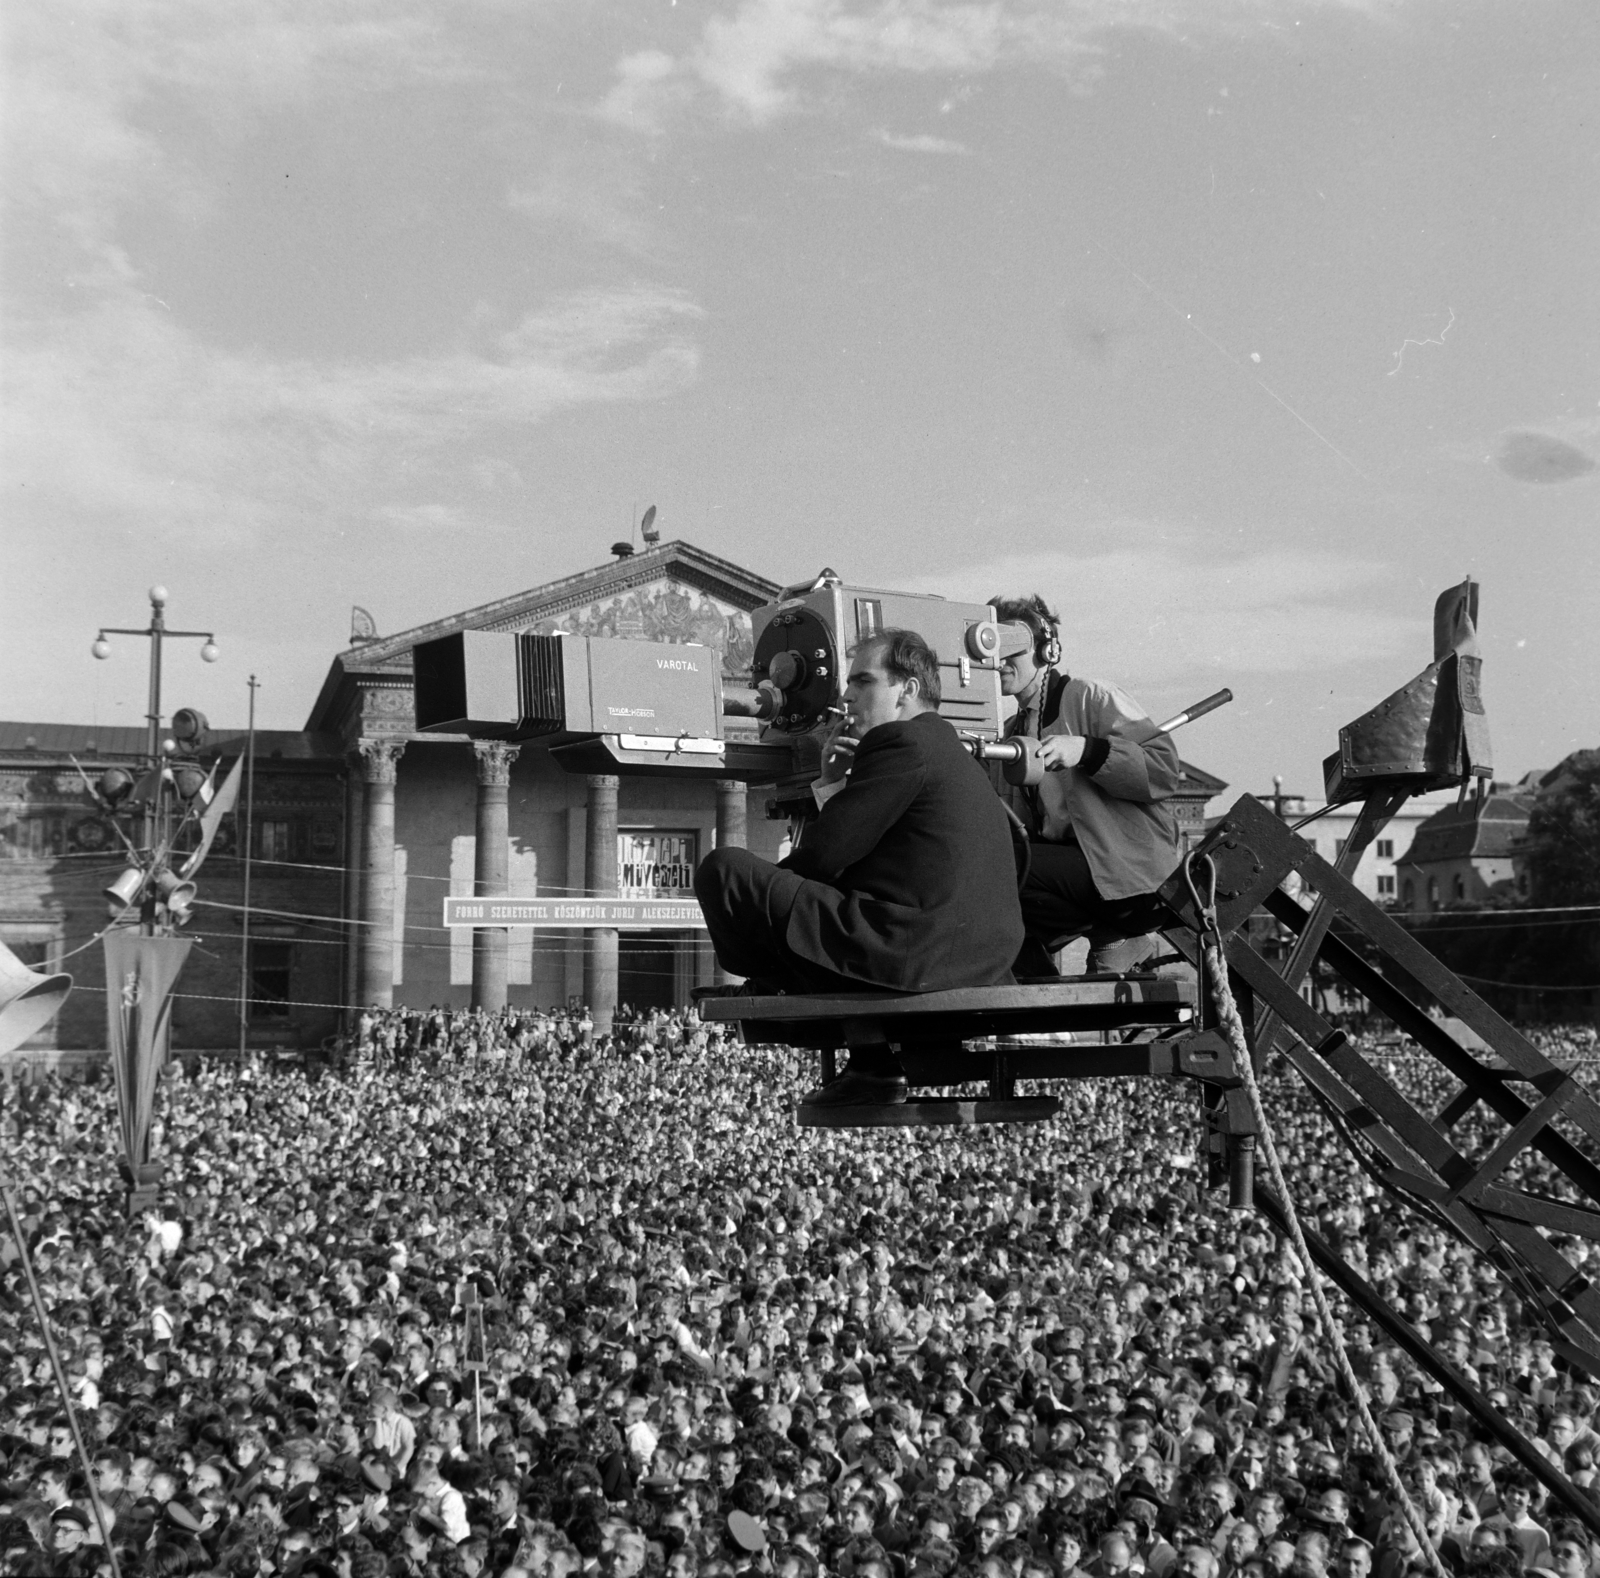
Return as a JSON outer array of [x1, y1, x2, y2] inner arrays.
[[358, 685, 415, 737], [516, 578, 755, 680]]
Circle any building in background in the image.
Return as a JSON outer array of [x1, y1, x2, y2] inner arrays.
[[0, 722, 345, 1057], [303, 539, 784, 1034], [1397, 783, 1539, 913], [1240, 781, 1465, 908]]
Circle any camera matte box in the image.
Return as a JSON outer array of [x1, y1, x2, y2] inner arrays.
[[414, 630, 721, 742]]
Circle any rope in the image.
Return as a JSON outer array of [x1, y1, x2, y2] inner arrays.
[[0, 1182, 123, 1576], [1185, 851, 1449, 1578]]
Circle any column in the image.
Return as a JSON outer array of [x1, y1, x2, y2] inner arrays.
[[471, 742, 520, 1012], [714, 780, 748, 987], [341, 762, 366, 1031], [584, 774, 619, 1035], [358, 740, 404, 1010], [564, 806, 586, 1006]]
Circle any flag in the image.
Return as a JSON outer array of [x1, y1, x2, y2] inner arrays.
[[180, 755, 244, 878], [103, 931, 192, 1170]]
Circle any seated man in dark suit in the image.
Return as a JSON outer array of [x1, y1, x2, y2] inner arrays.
[[694, 628, 1024, 1106]]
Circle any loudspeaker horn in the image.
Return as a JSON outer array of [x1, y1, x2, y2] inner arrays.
[[154, 869, 197, 924], [105, 867, 146, 910], [0, 939, 72, 1058]]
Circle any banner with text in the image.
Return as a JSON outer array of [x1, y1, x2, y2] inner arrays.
[[444, 897, 706, 929], [618, 829, 698, 897]]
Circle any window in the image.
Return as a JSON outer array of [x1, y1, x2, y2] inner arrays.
[[248, 941, 292, 1018], [258, 820, 292, 862], [1427, 877, 1440, 907], [1453, 874, 1467, 901], [1, 816, 66, 859], [1376, 839, 1394, 859], [1377, 875, 1396, 897], [1402, 880, 1415, 907]]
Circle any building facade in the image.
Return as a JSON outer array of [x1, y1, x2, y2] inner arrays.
[[1239, 784, 1467, 908], [0, 722, 346, 1057], [302, 541, 785, 1035], [1397, 785, 1537, 913]]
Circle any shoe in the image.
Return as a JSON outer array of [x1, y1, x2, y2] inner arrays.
[[1012, 938, 1063, 980], [1086, 932, 1159, 975], [799, 1072, 909, 1108]]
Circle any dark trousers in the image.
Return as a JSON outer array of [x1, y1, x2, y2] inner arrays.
[[1019, 841, 1167, 950], [694, 847, 902, 1074], [694, 846, 876, 994]]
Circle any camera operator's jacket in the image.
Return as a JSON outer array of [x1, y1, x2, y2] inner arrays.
[[1001, 671, 1181, 901], [780, 710, 1024, 991]]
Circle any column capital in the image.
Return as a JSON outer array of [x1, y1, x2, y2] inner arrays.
[[715, 779, 746, 797], [473, 740, 521, 787], [586, 773, 620, 793], [357, 738, 406, 784]]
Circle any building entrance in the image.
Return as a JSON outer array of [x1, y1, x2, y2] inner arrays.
[[618, 931, 694, 1010]]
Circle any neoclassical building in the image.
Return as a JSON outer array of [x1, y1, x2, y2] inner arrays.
[[303, 539, 786, 1033], [2, 539, 1228, 1055]]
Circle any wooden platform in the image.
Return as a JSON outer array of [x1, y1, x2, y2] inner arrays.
[[698, 975, 1197, 1050], [797, 1095, 1062, 1128]]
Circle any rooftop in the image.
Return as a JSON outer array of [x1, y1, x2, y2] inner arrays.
[[1400, 792, 1536, 866], [0, 722, 342, 762]]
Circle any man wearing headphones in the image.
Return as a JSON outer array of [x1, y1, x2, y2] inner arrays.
[[989, 594, 1181, 975]]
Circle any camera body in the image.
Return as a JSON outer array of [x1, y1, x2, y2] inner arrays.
[[752, 571, 1016, 740]]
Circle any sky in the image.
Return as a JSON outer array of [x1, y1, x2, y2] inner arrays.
[[4, 0, 1597, 802]]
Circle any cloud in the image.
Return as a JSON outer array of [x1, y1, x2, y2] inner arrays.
[[1494, 431, 1597, 486], [874, 129, 971, 154], [600, 0, 1398, 129], [596, 0, 1102, 128], [507, 153, 662, 257], [596, 49, 692, 133], [901, 537, 1417, 687], [369, 503, 475, 533], [2, 285, 704, 540], [6, 1, 468, 258]]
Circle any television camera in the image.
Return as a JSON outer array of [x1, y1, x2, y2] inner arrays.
[[413, 569, 1044, 809]]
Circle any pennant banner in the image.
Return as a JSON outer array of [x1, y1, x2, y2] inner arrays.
[[103, 931, 193, 1170]]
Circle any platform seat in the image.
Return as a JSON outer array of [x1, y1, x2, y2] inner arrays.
[[700, 975, 1208, 1125], [697, 975, 1196, 1051]]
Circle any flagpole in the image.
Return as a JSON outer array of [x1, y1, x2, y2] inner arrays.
[[237, 676, 258, 1058]]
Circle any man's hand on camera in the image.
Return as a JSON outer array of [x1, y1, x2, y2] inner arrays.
[[1036, 734, 1088, 772], [817, 715, 860, 786]]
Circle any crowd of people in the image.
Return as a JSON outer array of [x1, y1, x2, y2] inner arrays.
[[2, 1005, 1600, 1578]]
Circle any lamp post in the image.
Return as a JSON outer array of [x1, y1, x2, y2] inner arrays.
[[89, 587, 228, 1221], [92, 586, 219, 862]]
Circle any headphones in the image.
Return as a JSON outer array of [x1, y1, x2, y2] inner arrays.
[[1037, 623, 1062, 668]]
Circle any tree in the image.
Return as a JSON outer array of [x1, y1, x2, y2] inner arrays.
[[1522, 750, 1600, 906]]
